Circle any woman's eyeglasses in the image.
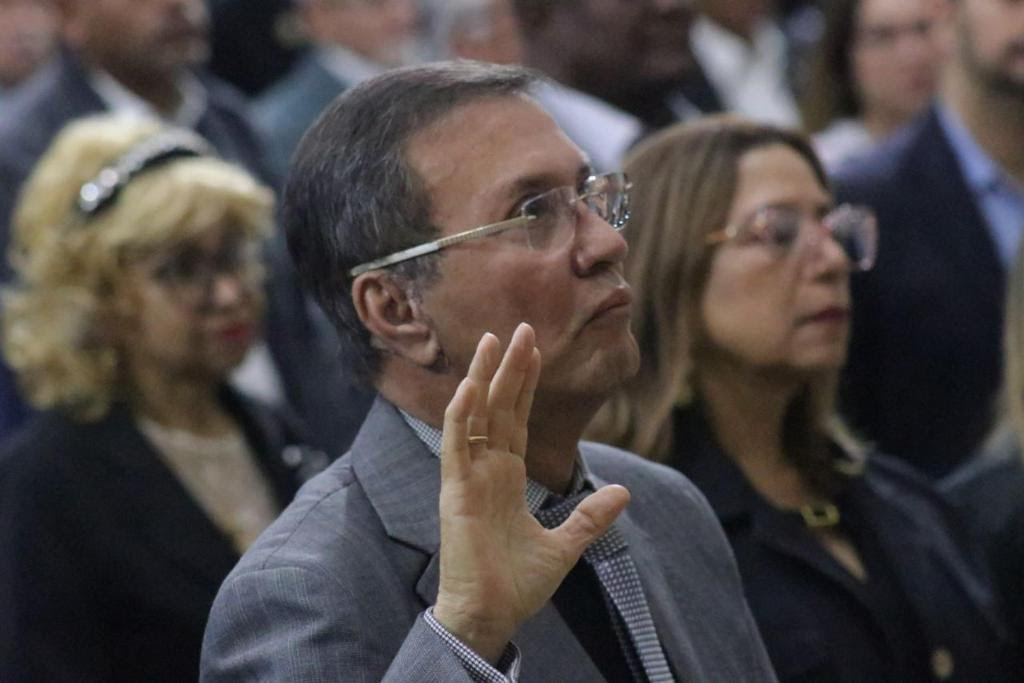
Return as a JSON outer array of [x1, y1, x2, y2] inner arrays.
[[705, 204, 878, 272], [148, 237, 265, 310]]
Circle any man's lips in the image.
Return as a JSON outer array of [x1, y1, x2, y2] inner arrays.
[[589, 288, 633, 323]]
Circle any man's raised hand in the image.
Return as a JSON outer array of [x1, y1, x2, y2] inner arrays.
[[433, 322, 630, 663]]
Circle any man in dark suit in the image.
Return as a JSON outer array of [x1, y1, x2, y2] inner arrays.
[[512, 0, 719, 172], [835, 0, 1024, 477], [0, 0, 373, 453], [253, 0, 418, 185], [201, 61, 776, 682]]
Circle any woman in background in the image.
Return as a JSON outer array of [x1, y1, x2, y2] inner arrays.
[[801, 0, 946, 170], [588, 115, 1011, 681], [0, 114, 325, 681]]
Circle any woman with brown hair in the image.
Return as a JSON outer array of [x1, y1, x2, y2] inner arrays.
[[588, 115, 1012, 682]]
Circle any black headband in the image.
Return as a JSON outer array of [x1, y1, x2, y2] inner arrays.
[[75, 129, 215, 217]]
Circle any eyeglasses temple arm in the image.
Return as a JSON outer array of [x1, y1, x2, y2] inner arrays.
[[348, 215, 534, 277]]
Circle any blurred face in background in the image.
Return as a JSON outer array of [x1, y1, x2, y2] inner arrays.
[[61, 0, 209, 79], [448, 0, 522, 65], [0, 0, 57, 89], [304, 0, 419, 67], [548, 0, 696, 101], [701, 145, 852, 376], [851, 0, 946, 127], [954, 0, 1024, 98], [115, 224, 266, 387]]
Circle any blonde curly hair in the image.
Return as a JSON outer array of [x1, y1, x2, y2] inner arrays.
[[2, 114, 273, 421]]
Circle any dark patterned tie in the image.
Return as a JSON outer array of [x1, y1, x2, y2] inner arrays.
[[536, 492, 675, 683]]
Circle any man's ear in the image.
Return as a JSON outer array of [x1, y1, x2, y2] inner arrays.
[[351, 272, 442, 368]]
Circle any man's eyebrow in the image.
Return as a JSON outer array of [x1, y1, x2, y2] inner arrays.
[[504, 164, 596, 199]]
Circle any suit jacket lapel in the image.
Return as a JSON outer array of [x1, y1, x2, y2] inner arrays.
[[353, 400, 614, 679], [351, 398, 443, 557], [903, 108, 1004, 306], [95, 405, 240, 590]]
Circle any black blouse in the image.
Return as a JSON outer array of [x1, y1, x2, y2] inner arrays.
[[669, 405, 1013, 683]]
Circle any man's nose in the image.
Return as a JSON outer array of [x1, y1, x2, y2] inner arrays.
[[572, 206, 628, 276]]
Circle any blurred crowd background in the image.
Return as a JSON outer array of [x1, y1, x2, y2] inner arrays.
[[6, 0, 1024, 679], [0, 0, 960, 465]]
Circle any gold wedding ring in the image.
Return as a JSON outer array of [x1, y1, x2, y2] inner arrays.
[[468, 435, 489, 446]]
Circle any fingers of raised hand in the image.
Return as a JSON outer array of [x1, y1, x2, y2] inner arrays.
[[486, 323, 537, 455], [465, 332, 501, 453], [555, 484, 631, 559], [443, 333, 497, 476], [442, 377, 478, 479]]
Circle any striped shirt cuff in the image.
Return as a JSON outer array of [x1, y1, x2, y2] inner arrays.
[[423, 609, 521, 682]]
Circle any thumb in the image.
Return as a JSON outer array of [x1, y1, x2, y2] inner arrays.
[[554, 484, 631, 559]]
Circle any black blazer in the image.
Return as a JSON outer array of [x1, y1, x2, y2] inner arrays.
[[0, 389, 328, 682], [671, 406, 1013, 682], [833, 104, 1004, 477]]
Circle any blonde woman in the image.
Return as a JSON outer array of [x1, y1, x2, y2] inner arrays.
[[588, 116, 1012, 682], [0, 115, 324, 681]]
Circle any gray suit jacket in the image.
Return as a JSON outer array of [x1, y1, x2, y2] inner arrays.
[[201, 398, 776, 681]]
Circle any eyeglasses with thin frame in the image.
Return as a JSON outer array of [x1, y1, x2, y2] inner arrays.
[[704, 203, 878, 272], [348, 172, 631, 278], [147, 236, 266, 311]]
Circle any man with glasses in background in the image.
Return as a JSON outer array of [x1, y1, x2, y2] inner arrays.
[[201, 61, 776, 682]]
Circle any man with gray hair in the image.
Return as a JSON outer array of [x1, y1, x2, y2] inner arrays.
[[201, 61, 775, 682]]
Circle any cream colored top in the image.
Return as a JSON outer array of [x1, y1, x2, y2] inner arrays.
[[138, 417, 280, 553]]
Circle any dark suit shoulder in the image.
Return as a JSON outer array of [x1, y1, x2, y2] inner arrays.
[[252, 53, 343, 128], [199, 69, 253, 114], [832, 108, 933, 204]]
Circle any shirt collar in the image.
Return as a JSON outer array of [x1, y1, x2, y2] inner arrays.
[[935, 99, 1008, 194], [398, 410, 592, 514], [88, 67, 207, 128]]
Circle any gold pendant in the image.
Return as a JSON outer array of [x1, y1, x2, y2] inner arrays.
[[800, 503, 840, 528]]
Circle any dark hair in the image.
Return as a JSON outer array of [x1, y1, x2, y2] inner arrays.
[[801, 0, 862, 133], [282, 60, 539, 383]]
